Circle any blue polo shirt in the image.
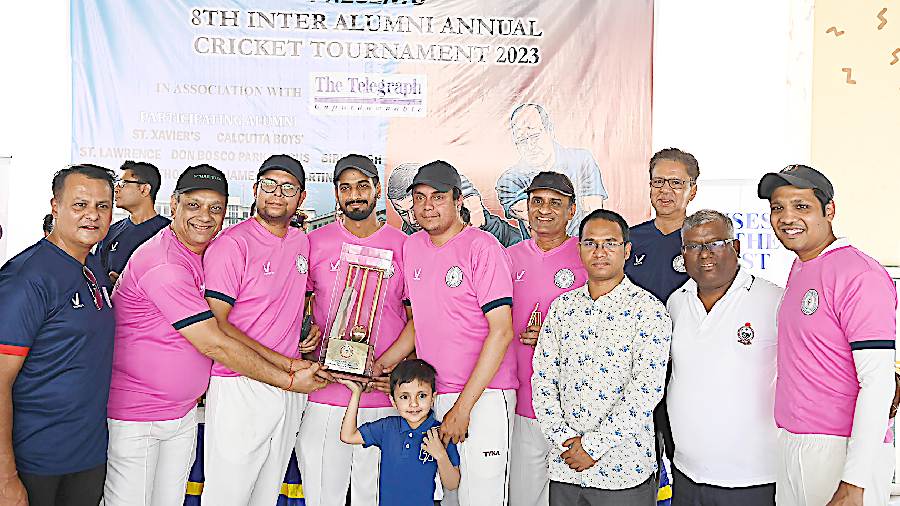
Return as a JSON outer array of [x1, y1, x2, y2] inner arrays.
[[94, 215, 170, 275], [359, 412, 460, 505], [624, 219, 689, 303], [0, 239, 115, 475]]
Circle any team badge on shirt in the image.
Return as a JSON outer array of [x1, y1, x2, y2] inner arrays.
[[445, 266, 464, 288], [672, 254, 686, 273], [295, 254, 308, 274], [737, 322, 754, 345], [554, 268, 575, 289], [801, 289, 819, 315]]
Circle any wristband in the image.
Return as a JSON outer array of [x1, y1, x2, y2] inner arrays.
[[286, 370, 295, 391]]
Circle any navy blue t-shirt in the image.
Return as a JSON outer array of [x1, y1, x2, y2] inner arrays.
[[0, 239, 115, 475], [94, 215, 170, 275], [359, 412, 460, 505], [624, 219, 689, 303]]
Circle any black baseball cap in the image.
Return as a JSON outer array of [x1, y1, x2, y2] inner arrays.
[[757, 164, 834, 201], [175, 164, 228, 197], [257, 155, 306, 188], [407, 160, 462, 193], [525, 171, 576, 198], [334, 154, 378, 181]]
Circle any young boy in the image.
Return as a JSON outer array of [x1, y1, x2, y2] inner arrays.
[[339, 359, 461, 505]]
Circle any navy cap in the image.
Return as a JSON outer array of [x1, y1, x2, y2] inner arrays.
[[525, 171, 575, 198], [758, 164, 834, 201], [407, 160, 462, 193], [257, 155, 306, 189], [175, 164, 228, 197], [334, 154, 378, 181]]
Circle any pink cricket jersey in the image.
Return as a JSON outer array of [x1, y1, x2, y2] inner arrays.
[[403, 227, 516, 394], [775, 241, 897, 439], [203, 218, 310, 377], [108, 227, 214, 421], [306, 222, 408, 408], [508, 237, 587, 418]]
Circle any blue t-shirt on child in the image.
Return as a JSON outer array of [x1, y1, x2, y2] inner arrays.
[[359, 411, 460, 506]]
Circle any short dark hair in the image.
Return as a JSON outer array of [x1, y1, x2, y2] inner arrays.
[[42, 214, 54, 235], [51, 164, 115, 200], [121, 160, 163, 200], [579, 209, 630, 243], [389, 359, 437, 397], [649, 148, 700, 181]]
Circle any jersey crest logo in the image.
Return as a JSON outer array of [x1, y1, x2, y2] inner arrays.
[[672, 254, 686, 273], [515, 270, 526, 282], [110, 242, 118, 252], [296, 254, 308, 274], [413, 268, 422, 281], [330, 261, 339, 272], [554, 268, 575, 289], [71, 292, 84, 309], [633, 254, 645, 266], [263, 261, 274, 276], [801, 289, 819, 315], [445, 266, 464, 288], [737, 322, 754, 345]]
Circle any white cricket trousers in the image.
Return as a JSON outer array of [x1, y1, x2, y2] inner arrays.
[[295, 401, 397, 506], [201, 376, 306, 506], [775, 429, 894, 506], [104, 407, 198, 506], [435, 389, 516, 506], [509, 414, 550, 506]]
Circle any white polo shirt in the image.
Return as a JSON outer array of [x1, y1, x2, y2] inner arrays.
[[666, 267, 782, 487]]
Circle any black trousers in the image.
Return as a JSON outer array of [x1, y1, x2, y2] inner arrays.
[[671, 467, 775, 506], [19, 463, 105, 506]]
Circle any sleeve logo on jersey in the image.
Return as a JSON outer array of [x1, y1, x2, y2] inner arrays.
[[801, 289, 819, 315], [554, 268, 575, 289], [109, 242, 118, 252], [672, 254, 686, 273], [633, 254, 645, 266], [71, 292, 84, 309], [296, 254, 309, 274], [445, 266, 464, 288], [737, 322, 755, 345]]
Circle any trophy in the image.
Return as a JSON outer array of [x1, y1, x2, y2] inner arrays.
[[528, 302, 542, 328], [319, 244, 393, 380]]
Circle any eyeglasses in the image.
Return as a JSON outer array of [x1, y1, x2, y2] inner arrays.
[[514, 132, 543, 147], [681, 239, 735, 255], [258, 178, 301, 197], [82, 265, 105, 311], [114, 179, 146, 189], [579, 239, 626, 252], [650, 177, 693, 190]]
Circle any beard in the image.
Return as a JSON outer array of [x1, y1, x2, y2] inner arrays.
[[341, 198, 377, 221]]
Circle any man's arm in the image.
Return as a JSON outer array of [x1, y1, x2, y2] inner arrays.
[[178, 318, 327, 393], [0, 356, 27, 505], [579, 304, 671, 461], [207, 297, 300, 372], [531, 303, 579, 449], [440, 305, 514, 444]]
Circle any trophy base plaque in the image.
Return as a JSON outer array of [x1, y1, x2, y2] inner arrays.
[[322, 338, 375, 380]]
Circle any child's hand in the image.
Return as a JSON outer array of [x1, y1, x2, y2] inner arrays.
[[422, 427, 449, 462], [337, 378, 364, 395]]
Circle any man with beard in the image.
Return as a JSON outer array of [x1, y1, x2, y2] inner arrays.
[[105, 164, 327, 506], [200, 155, 327, 505], [507, 172, 587, 506], [297, 154, 414, 506], [758, 165, 896, 506], [0, 164, 115, 506], [94, 160, 170, 283]]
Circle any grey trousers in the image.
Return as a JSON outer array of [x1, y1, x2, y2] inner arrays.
[[549, 477, 656, 506], [672, 467, 775, 506]]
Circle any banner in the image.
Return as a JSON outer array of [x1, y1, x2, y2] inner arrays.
[[71, 0, 654, 244]]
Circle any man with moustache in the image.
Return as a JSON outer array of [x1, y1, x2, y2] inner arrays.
[[390, 160, 516, 505], [199, 155, 327, 505], [533, 209, 671, 506], [0, 164, 116, 505], [94, 160, 170, 283], [507, 172, 587, 506], [758, 165, 897, 506], [297, 154, 414, 506], [105, 164, 327, 506], [666, 210, 781, 505]]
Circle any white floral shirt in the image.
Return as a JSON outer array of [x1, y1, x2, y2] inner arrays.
[[532, 276, 672, 489]]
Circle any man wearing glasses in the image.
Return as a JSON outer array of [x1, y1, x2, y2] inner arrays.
[[201, 155, 327, 505], [507, 171, 586, 506], [94, 160, 170, 284], [0, 164, 116, 505], [105, 164, 327, 506], [665, 210, 780, 505], [533, 209, 670, 506]]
